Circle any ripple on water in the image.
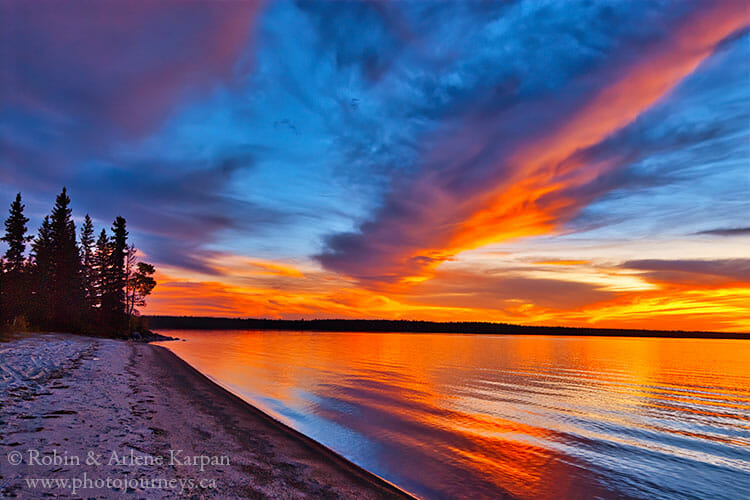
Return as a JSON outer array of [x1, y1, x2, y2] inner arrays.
[[159, 331, 750, 500]]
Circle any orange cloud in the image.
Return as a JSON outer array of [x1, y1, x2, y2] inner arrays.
[[205, 255, 306, 279], [143, 270, 470, 321], [144, 253, 750, 332], [248, 261, 305, 278], [568, 287, 750, 333], [449, 0, 749, 263], [319, 1, 749, 288]]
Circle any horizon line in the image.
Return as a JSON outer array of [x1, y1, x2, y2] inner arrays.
[[145, 315, 750, 339]]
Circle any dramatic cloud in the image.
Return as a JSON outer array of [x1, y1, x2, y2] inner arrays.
[[318, 0, 749, 283], [1, 1, 748, 330]]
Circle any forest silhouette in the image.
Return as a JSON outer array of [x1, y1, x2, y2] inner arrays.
[[0, 188, 156, 337], [147, 316, 749, 339]]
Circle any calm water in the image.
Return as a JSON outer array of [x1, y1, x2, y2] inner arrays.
[[158, 331, 750, 499]]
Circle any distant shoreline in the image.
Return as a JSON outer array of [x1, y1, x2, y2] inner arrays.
[[146, 316, 750, 340]]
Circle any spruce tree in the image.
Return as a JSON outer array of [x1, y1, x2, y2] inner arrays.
[[1, 193, 31, 325], [30, 216, 53, 328], [92, 229, 111, 319], [48, 188, 83, 331], [2, 193, 30, 273], [108, 216, 128, 335], [30, 217, 53, 266], [80, 214, 95, 307]]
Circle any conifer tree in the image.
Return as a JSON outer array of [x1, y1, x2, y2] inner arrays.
[[30, 216, 53, 266], [108, 216, 129, 334], [93, 228, 111, 327], [1, 193, 31, 325], [2, 193, 30, 273], [48, 188, 83, 330], [30, 216, 53, 328], [80, 214, 95, 306]]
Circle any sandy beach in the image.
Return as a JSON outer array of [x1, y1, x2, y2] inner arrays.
[[0, 333, 413, 499]]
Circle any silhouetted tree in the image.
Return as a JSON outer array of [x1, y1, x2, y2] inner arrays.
[[105, 216, 129, 335], [2, 193, 30, 273], [1, 190, 156, 336], [48, 188, 84, 331], [1, 193, 31, 325], [91, 228, 109, 311], [80, 214, 95, 307], [29, 216, 53, 328], [124, 243, 137, 318], [125, 245, 156, 325]]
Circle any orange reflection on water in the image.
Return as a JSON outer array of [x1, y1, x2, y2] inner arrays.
[[159, 331, 750, 499]]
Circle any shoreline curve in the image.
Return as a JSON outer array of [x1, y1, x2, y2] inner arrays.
[[147, 342, 418, 499]]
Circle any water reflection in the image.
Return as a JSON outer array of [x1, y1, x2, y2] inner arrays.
[[159, 332, 750, 499]]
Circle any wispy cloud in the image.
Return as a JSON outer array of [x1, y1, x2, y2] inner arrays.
[[1, 0, 748, 331], [694, 227, 750, 236], [319, 1, 749, 284]]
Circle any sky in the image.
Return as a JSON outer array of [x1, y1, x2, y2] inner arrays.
[[1, 0, 748, 332]]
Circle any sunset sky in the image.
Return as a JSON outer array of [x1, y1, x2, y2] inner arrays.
[[1, 0, 748, 331]]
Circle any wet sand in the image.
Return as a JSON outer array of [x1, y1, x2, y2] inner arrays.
[[0, 334, 413, 499]]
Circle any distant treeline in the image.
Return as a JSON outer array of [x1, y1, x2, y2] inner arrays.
[[0, 189, 157, 337], [147, 316, 750, 339]]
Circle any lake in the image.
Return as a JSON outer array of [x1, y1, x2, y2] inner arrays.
[[157, 331, 750, 499]]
